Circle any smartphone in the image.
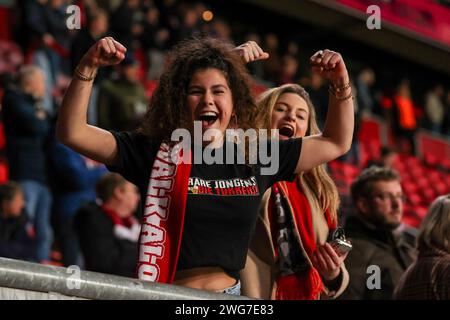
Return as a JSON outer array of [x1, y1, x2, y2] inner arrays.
[[330, 238, 352, 256]]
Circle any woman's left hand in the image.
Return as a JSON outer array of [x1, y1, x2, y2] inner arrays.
[[311, 242, 348, 282], [310, 49, 349, 86]]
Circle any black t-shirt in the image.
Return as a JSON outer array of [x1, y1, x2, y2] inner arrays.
[[107, 131, 302, 279]]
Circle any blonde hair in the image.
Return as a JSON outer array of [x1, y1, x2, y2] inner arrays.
[[418, 194, 450, 253], [257, 83, 340, 223]]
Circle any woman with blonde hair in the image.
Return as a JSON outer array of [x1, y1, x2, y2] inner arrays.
[[395, 194, 450, 299], [240, 83, 349, 300]]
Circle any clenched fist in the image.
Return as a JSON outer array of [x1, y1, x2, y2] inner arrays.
[[234, 41, 270, 64], [310, 49, 349, 86], [79, 37, 127, 69]]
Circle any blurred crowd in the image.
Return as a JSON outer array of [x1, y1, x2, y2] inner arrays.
[[0, 0, 448, 299]]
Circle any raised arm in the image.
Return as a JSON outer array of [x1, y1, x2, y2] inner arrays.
[[233, 41, 269, 63], [295, 49, 354, 173], [56, 37, 126, 166]]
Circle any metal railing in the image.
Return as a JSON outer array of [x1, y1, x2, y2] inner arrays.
[[0, 258, 250, 300]]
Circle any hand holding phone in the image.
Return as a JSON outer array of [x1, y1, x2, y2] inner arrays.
[[330, 238, 352, 256]]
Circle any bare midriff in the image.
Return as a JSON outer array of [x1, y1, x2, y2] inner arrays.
[[174, 267, 236, 292]]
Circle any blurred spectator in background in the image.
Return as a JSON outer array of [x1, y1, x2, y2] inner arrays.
[[157, 0, 181, 46], [48, 125, 107, 267], [17, 0, 46, 55], [28, 0, 71, 116], [424, 84, 445, 134], [263, 33, 281, 85], [96, 0, 122, 13], [366, 146, 399, 169], [140, 5, 170, 80], [210, 17, 232, 42], [1, 65, 53, 263], [176, 4, 202, 41], [339, 167, 416, 299], [75, 173, 140, 277], [340, 81, 361, 166], [277, 54, 299, 85], [443, 90, 450, 137], [356, 67, 376, 115], [71, 8, 110, 74], [304, 72, 328, 130], [71, 8, 110, 125], [19, 0, 54, 115], [395, 194, 450, 300], [242, 33, 266, 82], [286, 40, 300, 59], [0, 182, 36, 261], [110, 0, 142, 51], [97, 53, 148, 131], [392, 79, 417, 155]]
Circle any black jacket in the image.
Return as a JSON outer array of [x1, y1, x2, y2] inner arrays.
[[2, 88, 49, 183], [338, 214, 417, 300], [74, 202, 138, 278], [0, 212, 36, 261]]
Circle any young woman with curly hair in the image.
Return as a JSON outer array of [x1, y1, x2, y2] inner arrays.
[[57, 36, 354, 295]]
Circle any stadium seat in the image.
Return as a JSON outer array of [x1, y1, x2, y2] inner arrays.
[[0, 161, 8, 183], [407, 193, 421, 206], [402, 213, 421, 228], [433, 182, 447, 196]]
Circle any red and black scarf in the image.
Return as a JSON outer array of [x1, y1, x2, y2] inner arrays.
[[135, 143, 191, 283], [270, 181, 336, 300]]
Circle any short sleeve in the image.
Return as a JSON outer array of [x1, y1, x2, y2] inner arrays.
[[260, 138, 302, 186], [106, 131, 158, 189]]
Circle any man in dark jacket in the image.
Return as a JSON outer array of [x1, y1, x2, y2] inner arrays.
[[338, 166, 417, 300], [74, 173, 140, 277], [2, 65, 53, 263], [96, 54, 147, 131]]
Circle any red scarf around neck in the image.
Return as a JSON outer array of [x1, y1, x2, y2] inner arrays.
[[270, 180, 336, 300], [136, 143, 191, 284], [101, 204, 137, 228]]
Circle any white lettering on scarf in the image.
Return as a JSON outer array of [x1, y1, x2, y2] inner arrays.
[[137, 144, 176, 281]]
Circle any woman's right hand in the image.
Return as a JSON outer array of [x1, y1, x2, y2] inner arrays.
[[233, 41, 269, 64], [79, 37, 127, 69]]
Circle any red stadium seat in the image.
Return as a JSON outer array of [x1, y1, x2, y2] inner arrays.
[[415, 206, 428, 219], [407, 193, 421, 206], [403, 181, 418, 194], [422, 188, 436, 205], [402, 214, 421, 228], [0, 161, 8, 183], [433, 182, 447, 196], [424, 153, 438, 167], [410, 166, 424, 179]]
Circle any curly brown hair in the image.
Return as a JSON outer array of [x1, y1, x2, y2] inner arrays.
[[138, 37, 260, 142]]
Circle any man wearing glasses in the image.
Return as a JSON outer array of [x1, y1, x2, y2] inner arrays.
[[338, 166, 417, 300]]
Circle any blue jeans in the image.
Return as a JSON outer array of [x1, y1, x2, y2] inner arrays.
[[19, 180, 53, 262], [33, 49, 59, 116], [222, 280, 241, 296]]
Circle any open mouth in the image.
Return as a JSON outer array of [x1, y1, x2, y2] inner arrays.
[[278, 125, 295, 138], [197, 111, 219, 126]]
